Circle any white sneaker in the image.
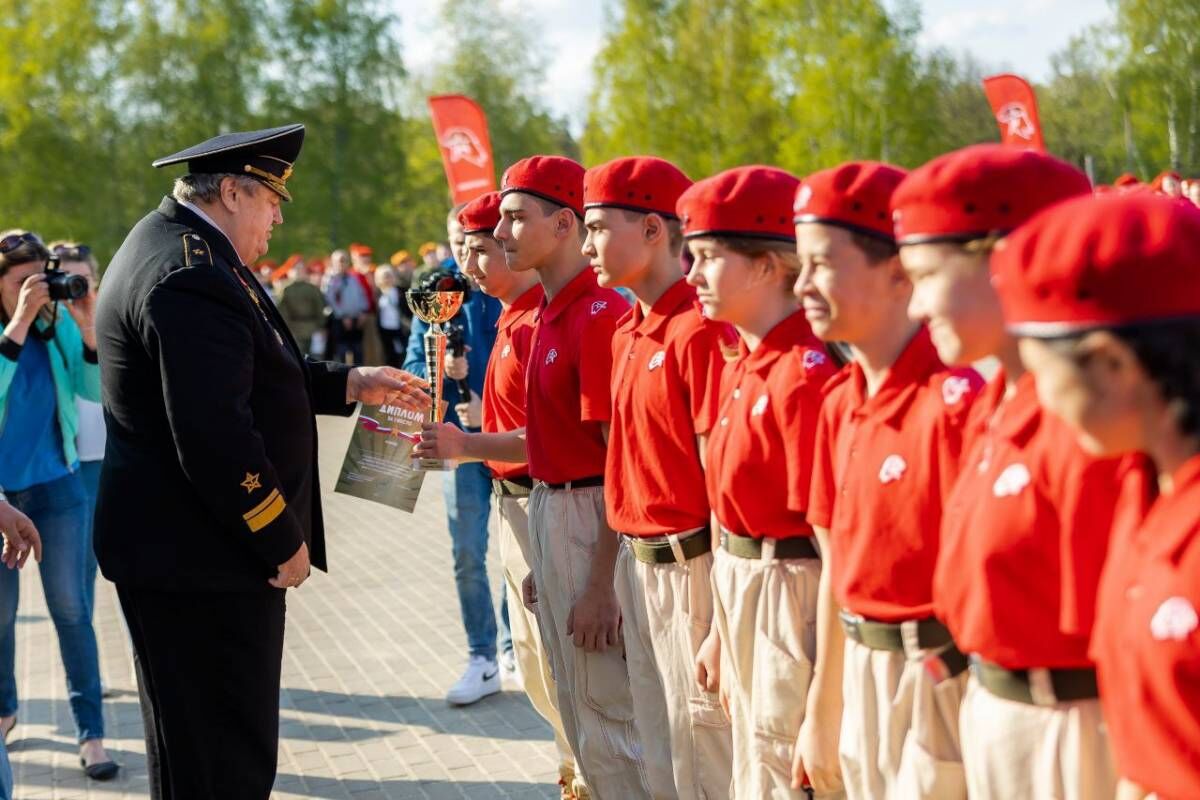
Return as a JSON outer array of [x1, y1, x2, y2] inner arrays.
[[499, 648, 522, 688], [445, 655, 501, 706]]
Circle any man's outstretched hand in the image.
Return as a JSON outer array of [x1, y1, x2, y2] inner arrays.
[[346, 366, 429, 409]]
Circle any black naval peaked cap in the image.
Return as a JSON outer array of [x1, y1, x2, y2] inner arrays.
[[151, 123, 305, 202]]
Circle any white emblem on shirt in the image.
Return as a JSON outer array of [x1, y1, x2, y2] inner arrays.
[[545, 348, 558, 365], [803, 350, 827, 370], [942, 375, 971, 406], [590, 301, 608, 315], [992, 463, 1031, 497], [648, 351, 666, 371], [501, 344, 512, 359], [751, 394, 769, 417], [1150, 596, 1199, 641], [878, 455, 907, 484]]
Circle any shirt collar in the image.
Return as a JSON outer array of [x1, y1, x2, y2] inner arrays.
[[618, 278, 695, 337], [536, 268, 598, 324], [990, 369, 1042, 445], [498, 284, 544, 332], [739, 311, 817, 375], [845, 327, 942, 425], [178, 199, 242, 264]]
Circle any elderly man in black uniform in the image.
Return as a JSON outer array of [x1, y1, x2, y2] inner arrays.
[[94, 124, 427, 799]]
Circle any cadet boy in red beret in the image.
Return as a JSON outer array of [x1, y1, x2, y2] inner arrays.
[[424, 192, 585, 798], [678, 166, 839, 798], [891, 144, 1129, 800], [416, 157, 646, 798], [582, 156, 733, 799], [793, 161, 982, 799], [992, 193, 1200, 800]]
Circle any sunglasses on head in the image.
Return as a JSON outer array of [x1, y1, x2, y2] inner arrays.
[[0, 232, 41, 255], [52, 244, 92, 262]]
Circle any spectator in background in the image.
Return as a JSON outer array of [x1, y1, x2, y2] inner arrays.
[[435, 242, 456, 268], [1151, 170, 1183, 197], [414, 241, 440, 285], [390, 250, 416, 292], [254, 260, 278, 301], [1185, 178, 1200, 208], [350, 244, 385, 366], [374, 266, 410, 368], [0, 231, 116, 779], [50, 243, 105, 622], [325, 249, 370, 365], [277, 259, 329, 358]]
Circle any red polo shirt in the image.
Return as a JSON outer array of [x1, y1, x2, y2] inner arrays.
[[525, 269, 627, 484], [606, 280, 726, 535], [1093, 453, 1197, 800], [705, 311, 837, 539], [808, 329, 982, 622], [481, 284, 544, 480], [934, 371, 1127, 668]]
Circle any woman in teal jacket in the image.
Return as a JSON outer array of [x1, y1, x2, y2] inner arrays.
[[0, 231, 116, 780]]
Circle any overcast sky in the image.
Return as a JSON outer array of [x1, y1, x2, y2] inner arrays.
[[398, 0, 1112, 132]]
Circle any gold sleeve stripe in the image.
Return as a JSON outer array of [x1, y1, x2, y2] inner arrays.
[[243, 489, 281, 521], [245, 493, 286, 532]]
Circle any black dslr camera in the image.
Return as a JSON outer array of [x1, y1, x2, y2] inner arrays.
[[44, 256, 89, 302]]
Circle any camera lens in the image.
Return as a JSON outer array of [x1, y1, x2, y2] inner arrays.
[[46, 272, 89, 301]]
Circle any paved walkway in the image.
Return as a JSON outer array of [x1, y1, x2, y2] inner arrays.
[[9, 415, 559, 799]]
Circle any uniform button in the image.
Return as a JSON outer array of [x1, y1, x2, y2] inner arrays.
[[720, 418, 729, 426], [733, 389, 741, 399]]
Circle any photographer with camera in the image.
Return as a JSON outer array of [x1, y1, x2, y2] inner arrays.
[[0, 231, 116, 780]]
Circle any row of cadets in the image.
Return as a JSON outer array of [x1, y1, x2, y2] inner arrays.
[[890, 144, 1148, 800], [447, 192, 584, 797], [581, 156, 734, 798], [416, 157, 651, 798], [993, 191, 1200, 800], [677, 166, 841, 798], [791, 161, 983, 798]]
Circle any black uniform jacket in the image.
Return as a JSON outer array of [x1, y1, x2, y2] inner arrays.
[[95, 197, 354, 591]]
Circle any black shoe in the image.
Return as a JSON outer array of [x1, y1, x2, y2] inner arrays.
[[81, 757, 119, 781]]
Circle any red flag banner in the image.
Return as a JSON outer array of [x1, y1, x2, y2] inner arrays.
[[427, 94, 497, 205], [982, 73, 1046, 151]]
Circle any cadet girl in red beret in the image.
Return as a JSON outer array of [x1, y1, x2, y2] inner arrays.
[[582, 156, 733, 799], [993, 192, 1200, 800], [891, 144, 1134, 800], [794, 161, 982, 799], [679, 165, 839, 798]]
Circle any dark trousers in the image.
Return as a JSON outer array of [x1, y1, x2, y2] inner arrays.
[[117, 585, 285, 800]]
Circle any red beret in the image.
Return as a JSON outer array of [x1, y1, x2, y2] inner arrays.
[[794, 161, 908, 242], [583, 156, 692, 218], [500, 155, 585, 217], [676, 166, 800, 242], [1114, 172, 1141, 188], [349, 243, 372, 256], [993, 193, 1200, 336], [891, 144, 1091, 245], [457, 191, 502, 235]]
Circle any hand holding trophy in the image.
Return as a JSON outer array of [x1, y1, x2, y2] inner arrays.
[[406, 268, 469, 471]]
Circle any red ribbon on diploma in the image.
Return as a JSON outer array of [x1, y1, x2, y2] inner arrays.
[[428, 94, 497, 205], [982, 73, 1046, 152]]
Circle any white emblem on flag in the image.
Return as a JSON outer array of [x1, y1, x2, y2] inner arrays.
[[1150, 597, 1199, 641], [794, 185, 813, 212], [942, 376, 971, 406], [545, 348, 558, 365], [996, 102, 1036, 141], [751, 394, 769, 417], [439, 127, 489, 168], [993, 463, 1031, 497], [501, 344, 512, 358], [879, 455, 907, 484], [648, 351, 666, 371], [591, 301, 608, 315], [803, 350, 827, 370]]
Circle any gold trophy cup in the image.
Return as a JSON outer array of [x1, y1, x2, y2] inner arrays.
[[406, 271, 468, 471]]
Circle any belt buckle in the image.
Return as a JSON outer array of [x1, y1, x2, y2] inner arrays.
[[1027, 668, 1058, 706], [839, 610, 862, 641], [923, 650, 953, 685]]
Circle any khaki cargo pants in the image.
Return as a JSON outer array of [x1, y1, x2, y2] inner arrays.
[[528, 484, 653, 799], [496, 493, 580, 791], [838, 638, 968, 800], [615, 538, 734, 799]]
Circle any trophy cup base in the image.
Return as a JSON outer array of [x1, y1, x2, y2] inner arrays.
[[412, 457, 456, 472]]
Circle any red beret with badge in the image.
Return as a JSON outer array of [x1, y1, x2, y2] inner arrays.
[[457, 191, 502, 235], [676, 165, 800, 242], [891, 144, 1092, 245], [500, 155, 586, 217], [993, 192, 1200, 336], [794, 161, 908, 242], [583, 156, 693, 218]]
